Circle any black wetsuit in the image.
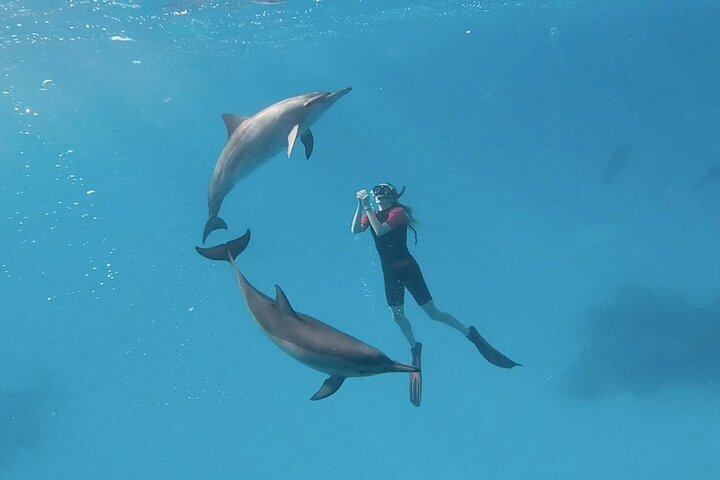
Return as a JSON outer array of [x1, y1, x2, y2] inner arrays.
[[363, 206, 432, 307]]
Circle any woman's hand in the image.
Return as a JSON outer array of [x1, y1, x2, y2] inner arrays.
[[356, 189, 371, 209]]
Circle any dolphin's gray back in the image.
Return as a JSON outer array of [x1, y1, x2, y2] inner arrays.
[[275, 310, 392, 367], [247, 294, 392, 366]]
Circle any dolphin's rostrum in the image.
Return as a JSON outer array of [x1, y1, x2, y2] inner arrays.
[[196, 230, 417, 401], [203, 87, 352, 243]]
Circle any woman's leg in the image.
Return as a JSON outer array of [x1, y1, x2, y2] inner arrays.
[[390, 304, 422, 407], [405, 262, 520, 369], [390, 304, 417, 348], [420, 300, 470, 336], [382, 262, 418, 347], [421, 300, 520, 368], [399, 258, 469, 336]]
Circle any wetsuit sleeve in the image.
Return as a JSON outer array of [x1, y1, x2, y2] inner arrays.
[[385, 207, 407, 229], [360, 213, 369, 227]]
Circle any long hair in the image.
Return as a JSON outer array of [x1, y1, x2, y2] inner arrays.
[[378, 182, 418, 243], [394, 200, 416, 225], [394, 199, 418, 244]]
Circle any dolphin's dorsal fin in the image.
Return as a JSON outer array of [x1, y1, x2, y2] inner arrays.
[[221, 113, 249, 139], [274, 285, 304, 321], [287, 124, 300, 158], [300, 129, 314, 159]]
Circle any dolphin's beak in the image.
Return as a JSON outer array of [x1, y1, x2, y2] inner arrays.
[[328, 86, 352, 102], [391, 361, 419, 373]]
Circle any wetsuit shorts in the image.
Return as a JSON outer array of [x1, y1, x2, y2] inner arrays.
[[380, 256, 432, 307]]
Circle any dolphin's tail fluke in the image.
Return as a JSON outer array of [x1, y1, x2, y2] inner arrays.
[[202, 216, 228, 243], [195, 229, 251, 262]]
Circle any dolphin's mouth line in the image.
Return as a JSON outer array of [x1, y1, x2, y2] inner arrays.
[[328, 86, 352, 100]]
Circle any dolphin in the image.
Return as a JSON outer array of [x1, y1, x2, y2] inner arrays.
[[203, 87, 352, 242], [195, 230, 417, 401]]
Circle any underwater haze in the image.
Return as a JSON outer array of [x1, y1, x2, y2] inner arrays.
[[2, 1, 720, 479]]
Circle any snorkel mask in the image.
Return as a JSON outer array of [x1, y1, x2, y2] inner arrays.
[[371, 183, 406, 200]]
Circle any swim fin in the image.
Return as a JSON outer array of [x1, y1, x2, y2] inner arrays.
[[409, 342, 422, 407], [467, 326, 521, 369]]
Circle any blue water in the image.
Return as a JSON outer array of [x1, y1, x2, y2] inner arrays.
[[2, 1, 720, 478]]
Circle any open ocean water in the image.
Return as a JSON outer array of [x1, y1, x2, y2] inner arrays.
[[2, 1, 720, 479]]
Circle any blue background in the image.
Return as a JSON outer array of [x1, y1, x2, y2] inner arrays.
[[2, 1, 719, 478]]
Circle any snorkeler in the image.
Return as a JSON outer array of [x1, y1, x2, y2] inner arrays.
[[351, 182, 521, 407]]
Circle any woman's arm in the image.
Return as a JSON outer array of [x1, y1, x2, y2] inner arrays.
[[352, 189, 398, 236], [364, 209, 392, 236], [351, 190, 370, 233], [351, 204, 368, 233]]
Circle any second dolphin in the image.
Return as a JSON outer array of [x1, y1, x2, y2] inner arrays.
[[203, 87, 352, 242], [196, 230, 418, 401]]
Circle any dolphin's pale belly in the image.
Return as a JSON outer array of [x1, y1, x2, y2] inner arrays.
[[215, 130, 285, 187], [207, 123, 291, 213], [224, 129, 287, 180], [270, 335, 378, 378]]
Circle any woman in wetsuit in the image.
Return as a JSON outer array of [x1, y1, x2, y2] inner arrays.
[[351, 182, 520, 406]]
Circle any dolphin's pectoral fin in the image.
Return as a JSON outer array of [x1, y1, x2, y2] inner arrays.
[[287, 124, 300, 158], [221, 113, 250, 139], [202, 216, 228, 243], [274, 285, 305, 322], [300, 129, 314, 159], [311, 376, 346, 401]]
